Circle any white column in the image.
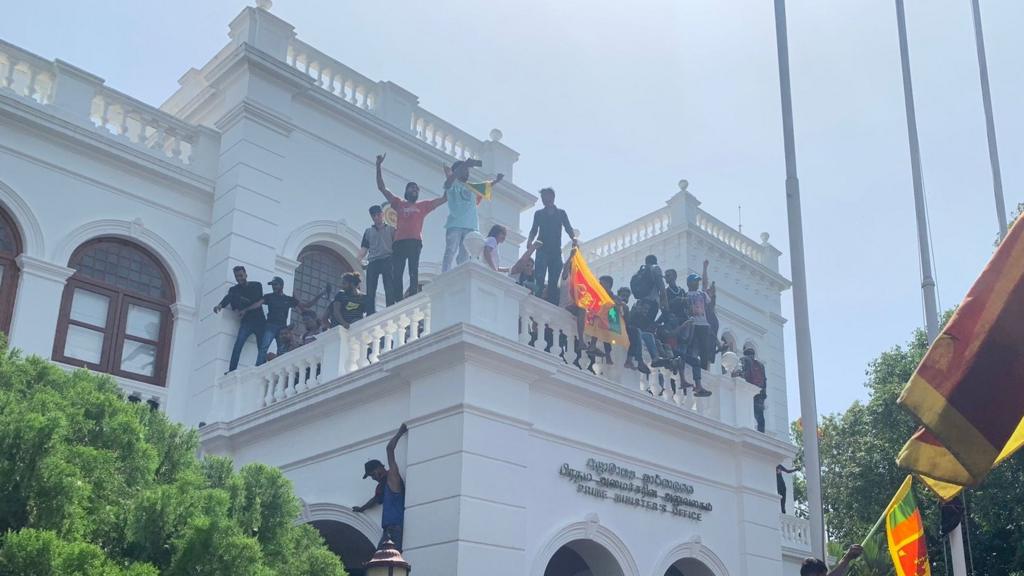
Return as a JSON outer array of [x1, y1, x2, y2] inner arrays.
[[10, 255, 74, 359]]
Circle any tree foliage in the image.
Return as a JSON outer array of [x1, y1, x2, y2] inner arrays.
[[793, 317, 1024, 575], [0, 347, 345, 576]]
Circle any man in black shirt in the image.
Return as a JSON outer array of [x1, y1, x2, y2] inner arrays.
[[527, 188, 575, 304], [327, 272, 367, 329], [214, 265, 267, 372], [255, 276, 327, 359]]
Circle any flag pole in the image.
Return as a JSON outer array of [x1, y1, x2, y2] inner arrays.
[[893, 1, 967, 574], [970, 0, 1008, 240], [772, 0, 826, 560]]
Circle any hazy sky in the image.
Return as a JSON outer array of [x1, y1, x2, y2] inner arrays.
[[3, 1, 1021, 419]]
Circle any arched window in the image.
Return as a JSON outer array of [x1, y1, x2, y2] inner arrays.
[[0, 206, 23, 335], [293, 245, 353, 319], [53, 238, 175, 386]]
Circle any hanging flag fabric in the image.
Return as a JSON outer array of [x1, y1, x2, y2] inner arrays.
[[896, 216, 1024, 486], [884, 476, 931, 576], [467, 181, 494, 205], [565, 250, 628, 348], [916, 416, 1024, 501]]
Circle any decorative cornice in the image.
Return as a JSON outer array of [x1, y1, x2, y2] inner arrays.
[[170, 302, 197, 321], [15, 254, 74, 283], [274, 254, 300, 275], [214, 98, 294, 137]]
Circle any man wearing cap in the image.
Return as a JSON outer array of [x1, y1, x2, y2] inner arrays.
[[353, 423, 409, 550], [441, 159, 503, 273], [253, 277, 327, 360], [734, 344, 769, 432], [683, 264, 713, 397], [359, 204, 397, 315]]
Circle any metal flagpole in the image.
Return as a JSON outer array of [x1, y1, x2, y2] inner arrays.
[[772, 0, 826, 560], [970, 0, 1008, 240], [893, 1, 968, 574]]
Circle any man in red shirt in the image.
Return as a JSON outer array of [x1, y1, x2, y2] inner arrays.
[[376, 154, 447, 300]]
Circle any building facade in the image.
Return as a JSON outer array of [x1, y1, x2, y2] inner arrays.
[[0, 5, 813, 575]]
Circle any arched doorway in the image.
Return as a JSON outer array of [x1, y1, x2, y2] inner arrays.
[[664, 558, 717, 576], [310, 520, 376, 576], [543, 540, 625, 576]]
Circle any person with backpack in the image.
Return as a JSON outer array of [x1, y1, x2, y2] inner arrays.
[[630, 254, 666, 306], [733, 344, 768, 432]]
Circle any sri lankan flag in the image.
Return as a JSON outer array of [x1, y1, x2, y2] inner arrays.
[[467, 181, 494, 205], [566, 249, 629, 348], [865, 476, 931, 576], [897, 216, 1024, 489]]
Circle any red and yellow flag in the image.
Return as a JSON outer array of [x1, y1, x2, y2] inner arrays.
[[566, 250, 629, 348], [881, 476, 931, 576], [897, 216, 1024, 488]]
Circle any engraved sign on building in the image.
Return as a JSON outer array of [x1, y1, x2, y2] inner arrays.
[[559, 459, 713, 521]]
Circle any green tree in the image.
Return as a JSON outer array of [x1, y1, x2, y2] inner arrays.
[[792, 316, 1024, 575], [0, 346, 345, 576]]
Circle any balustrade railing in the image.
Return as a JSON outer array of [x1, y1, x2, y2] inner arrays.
[[286, 40, 377, 111], [0, 40, 56, 105], [90, 87, 199, 165], [780, 514, 812, 550], [694, 210, 765, 264], [411, 108, 480, 161], [214, 264, 761, 429], [585, 207, 673, 259], [346, 292, 431, 372]]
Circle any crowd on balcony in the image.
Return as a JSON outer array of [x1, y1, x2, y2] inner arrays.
[[212, 152, 769, 430]]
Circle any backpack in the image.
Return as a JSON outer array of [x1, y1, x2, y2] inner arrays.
[[630, 265, 654, 299]]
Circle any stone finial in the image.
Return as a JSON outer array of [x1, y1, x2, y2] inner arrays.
[[678, 179, 689, 193], [489, 128, 503, 142], [256, 0, 273, 10], [760, 232, 770, 244]]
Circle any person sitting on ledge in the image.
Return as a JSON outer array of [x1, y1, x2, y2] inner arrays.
[[800, 545, 863, 576], [483, 224, 509, 272], [353, 423, 409, 551], [325, 272, 366, 329]]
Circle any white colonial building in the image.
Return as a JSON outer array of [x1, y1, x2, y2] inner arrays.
[[0, 4, 813, 575]]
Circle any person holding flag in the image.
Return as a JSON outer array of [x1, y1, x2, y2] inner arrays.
[[441, 159, 503, 272], [558, 248, 629, 370]]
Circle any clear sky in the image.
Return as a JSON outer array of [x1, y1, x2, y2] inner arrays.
[[2, 1, 1021, 419]]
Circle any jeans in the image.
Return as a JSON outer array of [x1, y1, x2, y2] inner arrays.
[[754, 390, 767, 432], [392, 239, 422, 300], [442, 227, 473, 272], [260, 322, 286, 357], [627, 327, 660, 364], [534, 250, 563, 304], [365, 257, 396, 315], [380, 524, 404, 551], [229, 319, 266, 371]]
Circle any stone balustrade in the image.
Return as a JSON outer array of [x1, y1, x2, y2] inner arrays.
[[694, 210, 765, 265], [212, 262, 763, 431], [90, 87, 200, 165], [286, 39, 377, 111], [0, 39, 56, 104], [586, 207, 673, 259], [346, 291, 431, 372], [780, 513, 812, 551], [0, 39, 215, 175], [411, 108, 480, 161]]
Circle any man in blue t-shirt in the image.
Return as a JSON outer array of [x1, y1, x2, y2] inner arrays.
[[441, 159, 503, 272], [353, 423, 409, 550]]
